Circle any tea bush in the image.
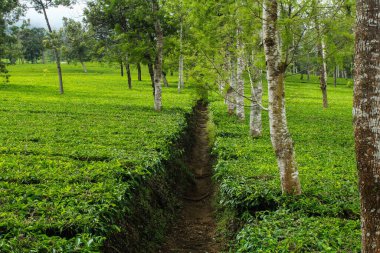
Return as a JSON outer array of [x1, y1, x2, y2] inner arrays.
[[210, 75, 360, 251], [0, 63, 194, 252]]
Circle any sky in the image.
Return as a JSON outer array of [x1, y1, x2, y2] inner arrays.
[[20, 2, 87, 30]]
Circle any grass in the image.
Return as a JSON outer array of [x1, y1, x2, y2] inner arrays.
[[210, 74, 360, 252], [0, 62, 194, 252]]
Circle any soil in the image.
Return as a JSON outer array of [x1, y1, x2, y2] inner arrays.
[[159, 105, 220, 253]]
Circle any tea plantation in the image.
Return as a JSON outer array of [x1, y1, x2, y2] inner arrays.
[[0, 63, 194, 252], [0, 63, 361, 252], [210, 76, 360, 252]]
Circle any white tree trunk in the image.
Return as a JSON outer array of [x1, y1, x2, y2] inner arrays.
[[153, 0, 163, 111], [227, 57, 237, 115], [249, 72, 263, 137], [178, 21, 184, 93], [319, 36, 328, 108], [236, 26, 245, 120], [263, 0, 301, 195], [354, 0, 380, 250]]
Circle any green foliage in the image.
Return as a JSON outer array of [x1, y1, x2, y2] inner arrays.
[[60, 18, 91, 66], [0, 62, 194, 251], [0, 0, 20, 81], [210, 75, 360, 251], [235, 210, 360, 252], [19, 25, 45, 63]]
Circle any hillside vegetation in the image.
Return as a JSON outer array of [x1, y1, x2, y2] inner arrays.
[[0, 63, 194, 252]]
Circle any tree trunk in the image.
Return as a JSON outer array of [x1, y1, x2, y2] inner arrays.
[[81, 61, 87, 73], [126, 64, 132, 89], [236, 26, 245, 120], [148, 63, 155, 95], [226, 87, 235, 115], [153, 0, 163, 111], [263, 0, 301, 195], [227, 56, 236, 115], [334, 65, 337, 87], [40, 2, 63, 94], [137, 63, 142, 81], [354, 0, 380, 250], [178, 20, 184, 93], [120, 61, 124, 77], [125, 55, 132, 89], [249, 70, 263, 138], [306, 53, 310, 81], [162, 71, 169, 87], [314, 5, 328, 108], [319, 38, 328, 108]]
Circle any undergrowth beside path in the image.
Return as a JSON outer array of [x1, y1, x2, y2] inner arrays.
[[211, 75, 360, 252]]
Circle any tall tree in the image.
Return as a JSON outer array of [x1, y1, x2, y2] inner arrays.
[[235, 26, 245, 120], [353, 0, 380, 250], [19, 26, 45, 63], [263, 0, 301, 195], [153, 0, 163, 111], [313, 0, 328, 108], [28, 0, 77, 94], [0, 0, 19, 81], [61, 18, 91, 72]]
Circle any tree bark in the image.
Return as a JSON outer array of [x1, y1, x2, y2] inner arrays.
[[263, 0, 301, 195], [148, 63, 155, 95], [227, 54, 236, 115], [354, 0, 380, 250], [153, 0, 163, 111], [126, 63, 132, 89], [226, 87, 235, 115], [137, 62, 142, 81], [249, 70, 263, 137], [178, 20, 184, 93], [236, 26, 245, 120], [40, 1, 63, 94], [125, 55, 132, 89], [162, 71, 169, 87], [319, 38, 328, 108], [314, 3, 328, 108], [120, 61, 124, 77]]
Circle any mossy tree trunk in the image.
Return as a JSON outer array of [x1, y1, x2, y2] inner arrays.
[[263, 0, 301, 195], [354, 0, 380, 250]]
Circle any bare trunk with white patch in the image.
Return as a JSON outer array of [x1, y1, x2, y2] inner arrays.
[[236, 26, 245, 120], [249, 71, 263, 137], [263, 0, 301, 195], [319, 38, 328, 108], [354, 0, 380, 250]]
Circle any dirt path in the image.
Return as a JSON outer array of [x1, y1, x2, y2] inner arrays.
[[160, 105, 220, 253]]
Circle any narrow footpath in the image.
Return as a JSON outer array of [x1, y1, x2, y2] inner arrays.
[[160, 104, 220, 253]]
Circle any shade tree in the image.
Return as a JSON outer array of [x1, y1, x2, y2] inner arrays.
[[60, 18, 91, 72], [0, 0, 20, 81], [26, 0, 77, 94]]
